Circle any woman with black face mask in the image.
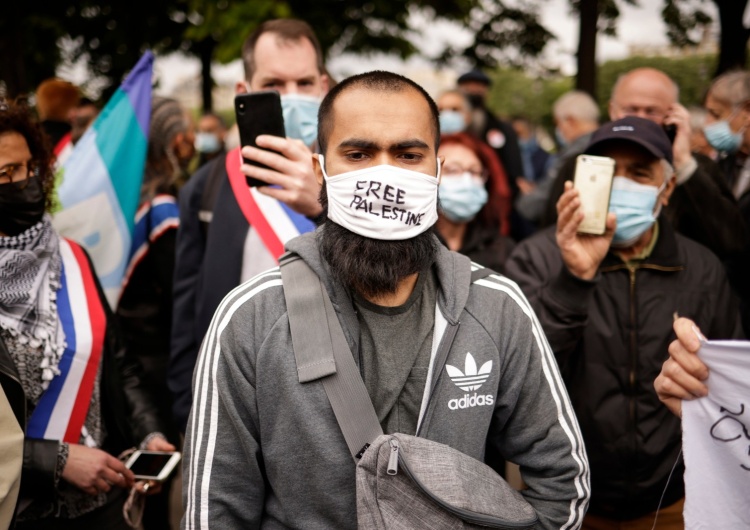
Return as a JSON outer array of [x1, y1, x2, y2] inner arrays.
[[0, 100, 175, 529]]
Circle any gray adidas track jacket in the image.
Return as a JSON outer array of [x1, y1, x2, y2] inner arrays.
[[182, 230, 590, 529]]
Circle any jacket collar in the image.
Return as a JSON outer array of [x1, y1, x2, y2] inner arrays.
[[601, 217, 684, 269], [286, 227, 472, 326]]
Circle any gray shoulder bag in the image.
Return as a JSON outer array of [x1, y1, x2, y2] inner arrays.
[[280, 253, 539, 530]]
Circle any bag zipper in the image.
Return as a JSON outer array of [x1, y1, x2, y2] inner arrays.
[[386, 438, 538, 529]]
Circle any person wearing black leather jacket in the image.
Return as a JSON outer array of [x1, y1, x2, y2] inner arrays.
[[505, 117, 741, 528], [0, 100, 174, 528]]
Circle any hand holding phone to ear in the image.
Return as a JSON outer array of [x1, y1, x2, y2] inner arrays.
[[664, 103, 693, 172]]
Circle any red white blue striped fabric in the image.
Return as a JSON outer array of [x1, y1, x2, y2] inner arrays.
[[26, 239, 106, 443], [120, 194, 179, 294], [225, 147, 315, 259], [53, 133, 73, 170]]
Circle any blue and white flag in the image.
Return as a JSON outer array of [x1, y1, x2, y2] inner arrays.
[[53, 51, 153, 306]]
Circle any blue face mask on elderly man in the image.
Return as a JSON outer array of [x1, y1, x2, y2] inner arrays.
[[608, 176, 666, 247]]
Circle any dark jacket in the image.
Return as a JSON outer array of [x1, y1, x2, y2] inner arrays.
[[437, 222, 515, 274], [504, 218, 741, 520], [117, 208, 177, 361], [478, 111, 524, 199], [169, 157, 249, 430], [0, 249, 165, 506], [718, 153, 750, 336]]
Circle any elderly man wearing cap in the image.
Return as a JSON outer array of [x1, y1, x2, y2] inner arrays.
[[505, 116, 741, 529]]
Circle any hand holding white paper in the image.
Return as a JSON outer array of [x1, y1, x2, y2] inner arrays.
[[320, 155, 440, 241], [682, 340, 750, 530]]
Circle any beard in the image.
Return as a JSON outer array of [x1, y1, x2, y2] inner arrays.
[[319, 220, 438, 299]]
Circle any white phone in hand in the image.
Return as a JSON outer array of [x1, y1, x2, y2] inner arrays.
[[125, 450, 181, 481], [572, 155, 615, 235]]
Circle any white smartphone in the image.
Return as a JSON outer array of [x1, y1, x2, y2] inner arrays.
[[125, 450, 181, 481], [572, 154, 615, 235]]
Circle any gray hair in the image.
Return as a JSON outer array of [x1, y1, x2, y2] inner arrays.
[[553, 90, 600, 123], [709, 71, 750, 108]]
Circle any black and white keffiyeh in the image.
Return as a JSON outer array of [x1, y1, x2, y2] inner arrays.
[[0, 215, 66, 386]]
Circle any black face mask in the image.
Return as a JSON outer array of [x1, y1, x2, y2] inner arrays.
[[0, 177, 46, 236], [465, 93, 485, 110]]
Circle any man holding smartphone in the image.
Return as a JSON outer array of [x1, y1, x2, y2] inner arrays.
[[505, 117, 741, 529], [170, 19, 328, 432]]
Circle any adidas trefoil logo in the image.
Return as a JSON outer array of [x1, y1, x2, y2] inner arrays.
[[446, 353, 492, 391]]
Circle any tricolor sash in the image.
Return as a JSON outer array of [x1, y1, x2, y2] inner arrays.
[[225, 147, 316, 260], [26, 239, 106, 443], [53, 132, 73, 170], [121, 195, 180, 293]]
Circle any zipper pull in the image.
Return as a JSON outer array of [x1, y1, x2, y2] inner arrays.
[[387, 439, 399, 475]]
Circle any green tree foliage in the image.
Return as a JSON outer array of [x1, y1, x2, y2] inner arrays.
[[1, 2, 191, 99], [485, 68, 573, 129], [571, 0, 714, 97]]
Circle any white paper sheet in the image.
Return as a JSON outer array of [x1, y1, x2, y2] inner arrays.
[[683, 340, 750, 530]]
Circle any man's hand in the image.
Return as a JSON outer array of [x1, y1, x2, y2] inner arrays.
[[241, 135, 323, 217], [556, 181, 616, 280], [516, 177, 536, 195], [655, 317, 709, 418], [664, 103, 693, 173], [134, 436, 177, 496], [62, 444, 135, 496]]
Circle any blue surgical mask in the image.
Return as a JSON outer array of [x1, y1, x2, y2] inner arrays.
[[609, 176, 664, 248], [281, 94, 321, 147], [704, 116, 744, 153], [439, 111, 466, 134], [195, 132, 221, 154], [438, 173, 488, 223]]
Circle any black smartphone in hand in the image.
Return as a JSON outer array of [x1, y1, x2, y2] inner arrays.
[[234, 91, 286, 187], [663, 123, 677, 144]]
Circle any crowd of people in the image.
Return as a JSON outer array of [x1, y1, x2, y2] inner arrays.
[[1, 15, 749, 530]]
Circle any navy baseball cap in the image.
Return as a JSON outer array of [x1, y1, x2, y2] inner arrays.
[[457, 70, 492, 86], [585, 116, 674, 166]]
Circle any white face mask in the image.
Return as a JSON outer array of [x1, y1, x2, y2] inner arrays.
[[319, 155, 441, 241]]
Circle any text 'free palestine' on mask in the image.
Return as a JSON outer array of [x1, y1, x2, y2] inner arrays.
[[320, 155, 440, 241]]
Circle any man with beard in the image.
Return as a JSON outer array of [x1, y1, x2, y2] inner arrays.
[[182, 70, 589, 529]]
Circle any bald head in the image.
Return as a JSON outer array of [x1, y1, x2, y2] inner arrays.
[[609, 68, 679, 124]]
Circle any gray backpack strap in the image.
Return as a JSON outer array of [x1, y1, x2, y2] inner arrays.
[[280, 254, 384, 460]]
